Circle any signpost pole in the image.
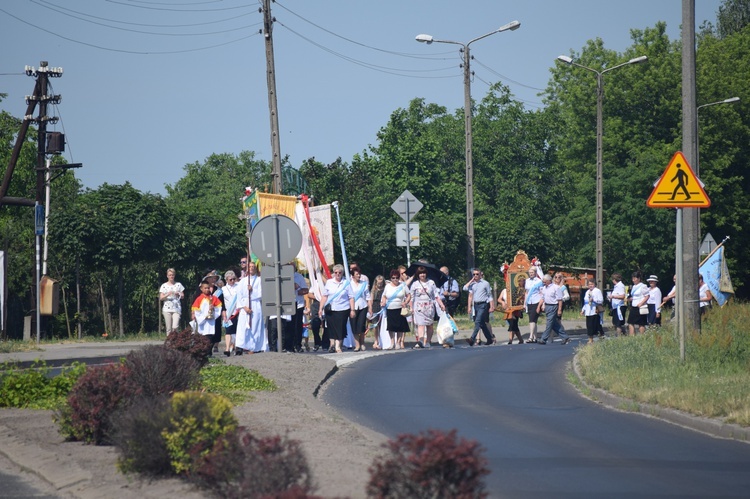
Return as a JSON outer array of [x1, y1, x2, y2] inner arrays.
[[676, 208, 685, 361], [405, 199, 411, 267], [272, 215, 284, 353]]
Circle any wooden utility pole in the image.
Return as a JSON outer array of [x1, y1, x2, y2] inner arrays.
[[262, 0, 283, 194], [680, 0, 701, 341]]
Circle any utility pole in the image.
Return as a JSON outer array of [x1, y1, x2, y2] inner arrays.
[[262, 0, 283, 194], [680, 0, 700, 343]]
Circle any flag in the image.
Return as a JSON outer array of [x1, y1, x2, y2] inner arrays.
[[308, 204, 334, 266], [258, 192, 297, 219], [699, 245, 734, 307], [242, 190, 261, 267]]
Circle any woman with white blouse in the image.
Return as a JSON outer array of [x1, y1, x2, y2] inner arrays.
[[627, 271, 649, 335], [581, 280, 604, 344], [380, 269, 411, 350]]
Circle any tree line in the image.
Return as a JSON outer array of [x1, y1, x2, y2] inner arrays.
[[1, 8, 748, 338]]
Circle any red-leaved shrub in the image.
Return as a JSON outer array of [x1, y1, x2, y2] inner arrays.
[[367, 428, 489, 499], [56, 363, 140, 445], [192, 426, 316, 499], [165, 327, 213, 367], [124, 345, 200, 397]]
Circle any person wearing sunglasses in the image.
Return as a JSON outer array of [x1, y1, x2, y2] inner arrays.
[[319, 264, 355, 353]]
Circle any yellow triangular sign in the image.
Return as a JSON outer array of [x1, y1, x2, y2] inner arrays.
[[647, 151, 710, 208]]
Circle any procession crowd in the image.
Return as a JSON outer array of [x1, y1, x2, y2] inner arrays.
[[157, 257, 714, 354]]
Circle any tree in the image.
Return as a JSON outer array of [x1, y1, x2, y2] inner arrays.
[[165, 151, 273, 284]]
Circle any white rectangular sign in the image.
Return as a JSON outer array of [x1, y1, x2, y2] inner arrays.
[[396, 223, 420, 247]]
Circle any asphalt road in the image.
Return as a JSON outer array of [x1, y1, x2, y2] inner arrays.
[[321, 339, 750, 498]]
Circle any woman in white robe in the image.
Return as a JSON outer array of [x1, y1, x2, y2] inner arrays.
[[236, 263, 266, 353]]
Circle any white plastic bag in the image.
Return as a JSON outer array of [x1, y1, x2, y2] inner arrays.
[[436, 312, 455, 347]]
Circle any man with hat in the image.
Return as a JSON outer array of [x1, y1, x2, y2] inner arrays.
[[646, 275, 662, 326]]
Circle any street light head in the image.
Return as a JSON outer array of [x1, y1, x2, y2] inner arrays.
[[415, 34, 433, 44], [724, 97, 741, 104], [498, 20, 521, 32], [556, 55, 573, 64], [628, 55, 648, 64]]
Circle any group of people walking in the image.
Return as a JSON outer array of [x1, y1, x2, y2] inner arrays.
[[159, 258, 713, 354]]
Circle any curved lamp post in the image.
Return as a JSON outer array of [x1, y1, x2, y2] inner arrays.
[[555, 54, 647, 291], [416, 21, 521, 272], [696, 97, 740, 172]]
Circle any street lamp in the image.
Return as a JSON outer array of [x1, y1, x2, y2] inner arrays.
[[555, 54, 647, 291], [417, 20, 521, 272], [696, 97, 740, 172]]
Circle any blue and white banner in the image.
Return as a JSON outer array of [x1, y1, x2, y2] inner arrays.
[[699, 246, 734, 307]]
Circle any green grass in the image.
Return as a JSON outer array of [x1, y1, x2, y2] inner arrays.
[[200, 360, 277, 405], [576, 302, 750, 426]]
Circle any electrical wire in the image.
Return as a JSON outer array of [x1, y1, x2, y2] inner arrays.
[[33, 0, 257, 29], [0, 7, 261, 54], [31, 0, 261, 37], [277, 21, 460, 79], [104, 0, 255, 12], [473, 57, 545, 91], [274, 0, 454, 60], [47, 80, 75, 165]]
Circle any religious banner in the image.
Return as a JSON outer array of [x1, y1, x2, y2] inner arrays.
[[258, 192, 297, 219], [308, 204, 334, 266], [505, 250, 532, 313]]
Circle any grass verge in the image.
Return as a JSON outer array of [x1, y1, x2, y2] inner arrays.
[[576, 302, 750, 426]]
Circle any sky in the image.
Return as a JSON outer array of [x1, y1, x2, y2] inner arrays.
[[0, 0, 722, 196]]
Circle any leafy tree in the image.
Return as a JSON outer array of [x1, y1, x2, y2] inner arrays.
[[165, 151, 272, 284], [716, 0, 750, 38]]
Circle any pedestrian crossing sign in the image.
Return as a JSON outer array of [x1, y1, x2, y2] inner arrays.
[[647, 151, 710, 208]]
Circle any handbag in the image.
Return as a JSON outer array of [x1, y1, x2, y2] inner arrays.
[[400, 306, 412, 317], [595, 304, 605, 314], [639, 305, 649, 315]]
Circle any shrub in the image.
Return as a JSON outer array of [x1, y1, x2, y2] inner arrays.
[[111, 395, 175, 476], [193, 426, 315, 499], [367, 429, 489, 499], [0, 361, 86, 409], [165, 327, 213, 367], [56, 363, 140, 445], [161, 391, 237, 475], [124, 345, 201, 397]]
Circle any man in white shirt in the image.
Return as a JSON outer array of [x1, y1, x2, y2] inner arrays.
[[536, 274, 570, 345]]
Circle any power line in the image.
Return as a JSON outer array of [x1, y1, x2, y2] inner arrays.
[[104, 0, 256, 12], [33, 0, 257, 29], [0, 7, 261, 54], [277, 21, 460, 78], [274, 0, 454, 60], [473, 57, 545, 91], [31, 0, 261, 37]]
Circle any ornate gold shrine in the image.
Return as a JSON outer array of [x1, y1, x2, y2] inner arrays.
[[505, 250, 532, 313]]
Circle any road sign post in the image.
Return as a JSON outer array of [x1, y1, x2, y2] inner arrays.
[[391, 190, 423, 267], [647, 151, 710, 362], [249, 215, 302, 352]]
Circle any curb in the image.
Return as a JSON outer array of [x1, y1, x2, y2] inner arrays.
[[571, 352, 750, 444]]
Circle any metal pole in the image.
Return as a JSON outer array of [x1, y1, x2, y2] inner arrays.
[[595, 73, 604, 291], [42, 159, 51, 276], [273, 215, 283, 353], [405, 198, 411, 268], [676, 208, 685, 361], [35, 202, 41, 345], [463, 44, 475, 272]]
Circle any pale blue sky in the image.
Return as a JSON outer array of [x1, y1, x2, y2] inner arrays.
[[0, 1, 721, 195]]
